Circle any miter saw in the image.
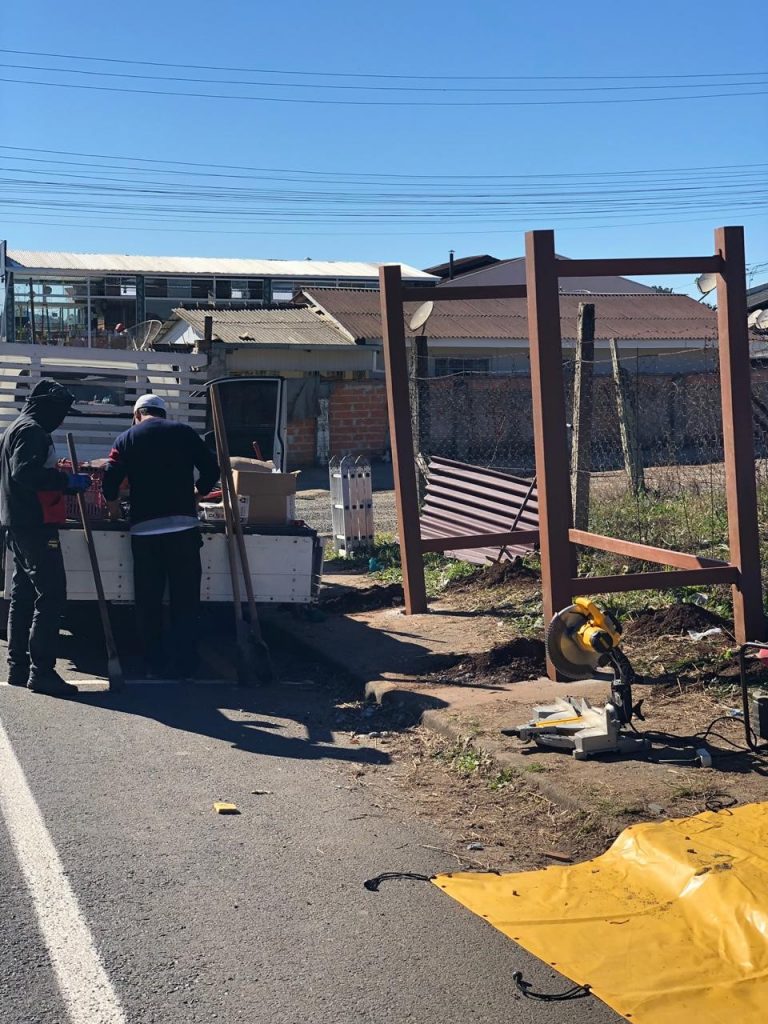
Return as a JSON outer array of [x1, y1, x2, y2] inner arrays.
[[511, 599, 650, 760]]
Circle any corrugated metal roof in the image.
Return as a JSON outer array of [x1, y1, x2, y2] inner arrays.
[[747, 281, 768, 311], [173, 307, 356, 347], [302, 288, 720, 343], [436, 255, 654, 294], [424, 254, 500, 278], [5, 249, 436, 281]]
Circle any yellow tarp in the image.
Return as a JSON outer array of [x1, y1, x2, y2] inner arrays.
[[435, 802, 768, 1024]]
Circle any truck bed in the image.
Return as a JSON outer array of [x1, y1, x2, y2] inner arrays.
[[1, 522, 322, 605]]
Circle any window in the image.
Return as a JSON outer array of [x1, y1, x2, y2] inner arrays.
[[13, 276, 89, 344], [191, 278, 214, 300], [146, 278, 167, 298], [433, 357, 491, 376], [216, 278, 265, 302], [167, 278, 192, 299]]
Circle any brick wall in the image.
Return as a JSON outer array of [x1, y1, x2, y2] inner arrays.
[[286, 380, 389, 469], [287, 418, 317, 468], [329, 381, 388, 457]]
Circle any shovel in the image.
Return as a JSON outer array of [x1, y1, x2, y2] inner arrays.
[[66, 434, 124, 691], [209, 385, 274, 685]]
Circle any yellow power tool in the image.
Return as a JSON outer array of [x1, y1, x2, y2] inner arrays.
[[545, 598, 638, 724]]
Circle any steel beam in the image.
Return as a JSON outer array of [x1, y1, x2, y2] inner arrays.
[[404, 284, 528, 302], [525, 230, 575, 677], [573, 565, 739, 595], [715, 226, 765, 642], [379, 265, 428, 614], [568, 530, 728, 569], [420, 529, 539, 553], [557, 256, 723, 278]]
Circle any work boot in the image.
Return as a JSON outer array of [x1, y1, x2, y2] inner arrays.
[[27, 670, 79, 697], [6, 664, 30, 687]]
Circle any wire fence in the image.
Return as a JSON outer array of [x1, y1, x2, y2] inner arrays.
[[410, 343, 768, 582]]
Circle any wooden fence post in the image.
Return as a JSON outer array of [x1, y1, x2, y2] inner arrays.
[[379, 265, 428, 614], [409, 334, 430, 497], [609, 339, 645, 495], [715, 226, 765, 643], [570, 302, 595, 530]]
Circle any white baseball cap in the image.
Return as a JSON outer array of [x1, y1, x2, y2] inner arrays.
[[133, 393, 167, 414]]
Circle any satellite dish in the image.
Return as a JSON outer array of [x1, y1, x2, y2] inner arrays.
[[695, 273, 718, 297], [748, 309, 764, 327], [120, 320, 163, 351], [756, 309, 768, 330], [409, 301, 434, 333]]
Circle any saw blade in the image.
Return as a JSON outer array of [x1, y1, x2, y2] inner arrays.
[[545, 605, 602, 679]]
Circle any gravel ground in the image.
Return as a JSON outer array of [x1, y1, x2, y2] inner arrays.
[[296, 487, 398, 540]]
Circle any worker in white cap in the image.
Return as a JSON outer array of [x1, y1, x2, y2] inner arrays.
[[102, 394, 219, 678]]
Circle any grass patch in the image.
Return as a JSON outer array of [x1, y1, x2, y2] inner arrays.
[[332, 533, 479, 597], [522, 761, 548, 774], [488, 767, 518, 791], [452, 750, 485, 776]]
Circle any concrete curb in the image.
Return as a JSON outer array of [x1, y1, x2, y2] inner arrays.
[[264, 611, 592, 817], [369, 679, 588, 815]]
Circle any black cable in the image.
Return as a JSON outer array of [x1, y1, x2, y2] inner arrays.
[[5, 61, 768, 95], [2, 46, 766, 82], [4, 75, 768, 107], [705, 795, 738, 811], [512, 971, 591, 1001], [363, 872, 432, 892], [4, 142, 768, 182]]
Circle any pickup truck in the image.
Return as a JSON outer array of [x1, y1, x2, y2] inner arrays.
[[0, 344, 322, 614]]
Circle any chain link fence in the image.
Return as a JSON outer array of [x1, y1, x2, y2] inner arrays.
[[410, 342, 768, 584]]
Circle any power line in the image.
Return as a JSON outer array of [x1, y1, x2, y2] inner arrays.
[[2, 61, 766, 94], [1, 47, 765, 83], [3, 74, 767, 107], [2, 144, 766, 184], [3, 212, 766, 237]]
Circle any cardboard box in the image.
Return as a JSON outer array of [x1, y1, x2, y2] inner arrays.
[[231, 467, 299, 524], [199, 495, 249, 523], [229, 456, 275, 474]]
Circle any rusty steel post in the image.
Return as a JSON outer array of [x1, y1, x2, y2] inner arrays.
[[525, 230, 575, 677], [379, 264, 428, 614], [715, 226, 765, 643]]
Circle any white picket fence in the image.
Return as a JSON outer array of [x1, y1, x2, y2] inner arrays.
[[0, 343, 209, 461]]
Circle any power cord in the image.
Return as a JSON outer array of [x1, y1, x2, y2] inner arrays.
[[512, 971, 591, 1002], [363, 871, 432, 892]]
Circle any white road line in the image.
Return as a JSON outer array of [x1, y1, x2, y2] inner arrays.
[[0, 718, 126, 1024]]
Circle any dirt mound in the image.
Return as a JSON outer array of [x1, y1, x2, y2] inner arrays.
[[444, 559, 538, 594], [438, 637, 546, 684], [320, 582, 403, 615], [624, 603, 730, 639]]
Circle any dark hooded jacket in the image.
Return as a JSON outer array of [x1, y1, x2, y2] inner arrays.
[[0, 379, 75, 529]]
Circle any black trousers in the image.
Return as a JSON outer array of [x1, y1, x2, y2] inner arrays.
[[7, 527, 67, 678], [131, 528, 203, 674]]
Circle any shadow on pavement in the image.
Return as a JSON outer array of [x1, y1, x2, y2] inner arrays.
[[75, 681, 395, 767]]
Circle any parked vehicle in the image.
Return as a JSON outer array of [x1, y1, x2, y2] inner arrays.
[[0, 345, 321, 615]]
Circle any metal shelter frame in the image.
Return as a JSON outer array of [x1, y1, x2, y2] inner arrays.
[[380, 227, 764, 676]]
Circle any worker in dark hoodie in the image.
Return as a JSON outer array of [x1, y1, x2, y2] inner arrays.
[[0, 379, 90, 695]]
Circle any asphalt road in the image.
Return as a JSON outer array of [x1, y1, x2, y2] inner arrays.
[[0, 624, 621, 1024]]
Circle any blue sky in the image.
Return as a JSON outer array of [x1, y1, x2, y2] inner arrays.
[[0, 0, 766, 291]]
